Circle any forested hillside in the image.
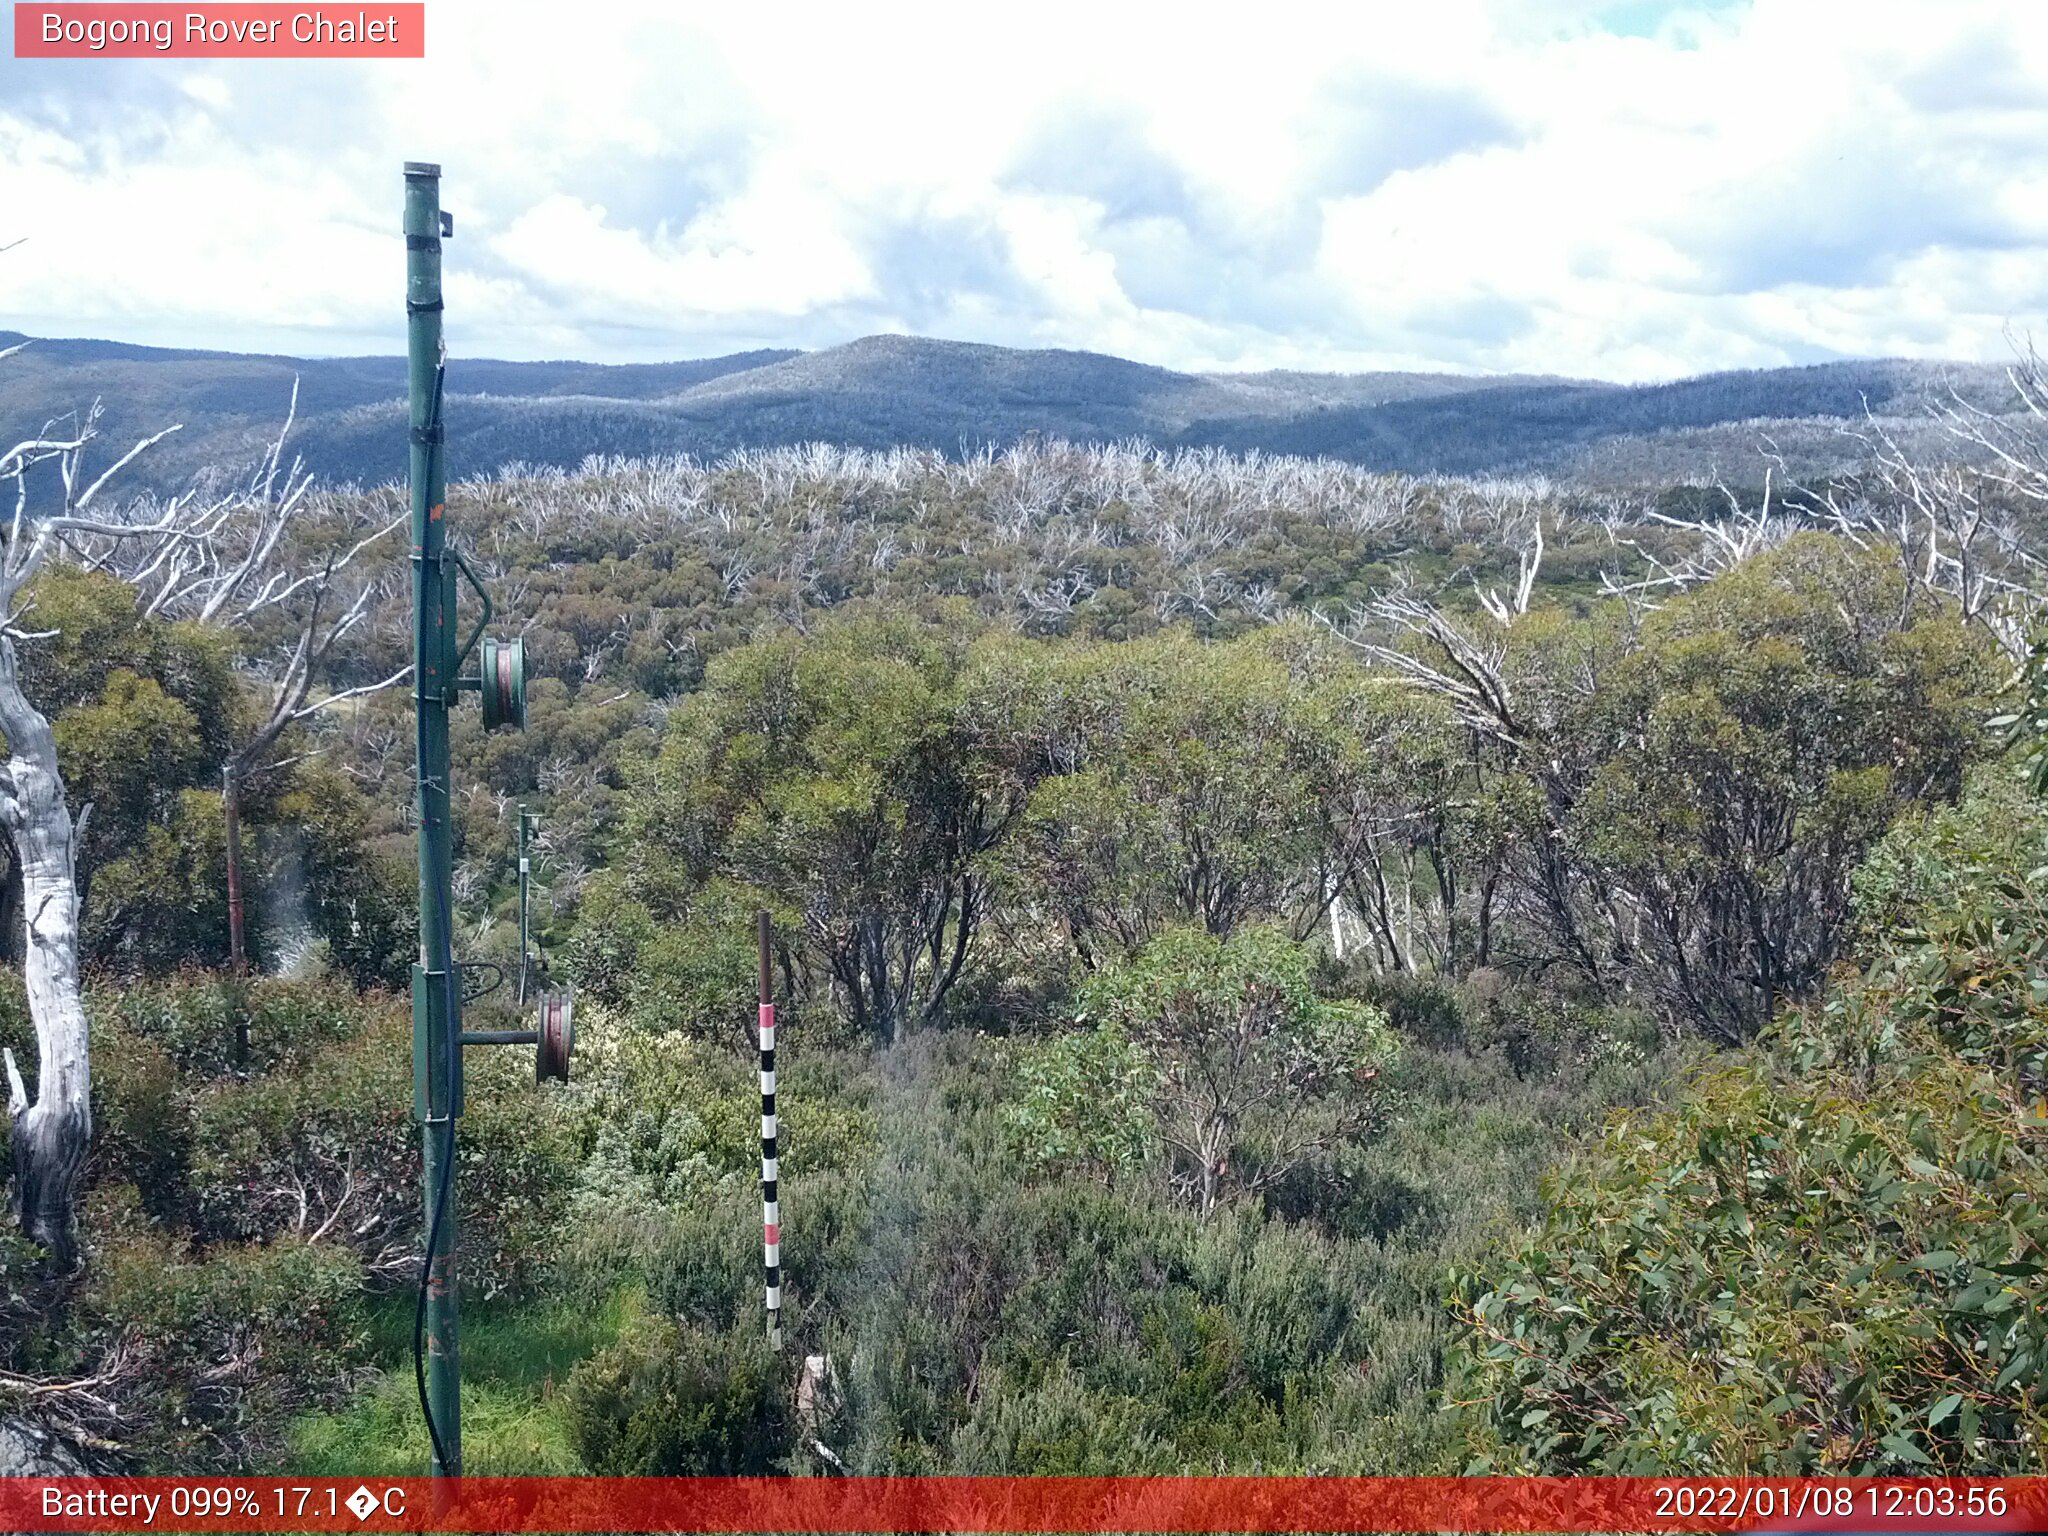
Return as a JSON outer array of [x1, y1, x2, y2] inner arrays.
[[0, 330, 2026, 500], [2, 408, 2046, 1475]]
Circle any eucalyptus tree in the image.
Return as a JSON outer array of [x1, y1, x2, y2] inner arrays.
[[632, 603, 1042, 1044], [994, 632, 1346, 962], [1337, 534, 1995, 1039], [78, 386, 408, 973]]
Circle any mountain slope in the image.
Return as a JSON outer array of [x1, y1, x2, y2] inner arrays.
[[0, 330, 2021, 496]]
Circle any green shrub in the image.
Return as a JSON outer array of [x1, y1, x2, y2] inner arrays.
[[562, 1314, 788, 1474], [90, 1024, 187, 1221], [1000, 1021, 1157, 1181], [560, 871, 659, 1010], [621, 879, 773, 1044], [565, 873, 777, 1045], [1450, 769, 2048, 1474], [641, 1188, 763, 1330], [1456, 974, 1661, 1083], [1331, 967, 1467, 1051], [1083, 926, 1396, 1213], [270, 1003, 1673, 1479], [1852, 765, 2044, 949], [80, 1216, 369, 1470], [951, 1360, 1177, 1473], [566, 1017, 874, 1221], [99, 971, 363, 1080], [155, 978, 574, 1298]]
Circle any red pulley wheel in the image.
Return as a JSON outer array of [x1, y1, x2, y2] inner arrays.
[[536, 991, 574, 1082], [480, 635, 526, 732]]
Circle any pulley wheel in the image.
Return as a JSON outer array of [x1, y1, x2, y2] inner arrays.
[[536, 990, 574, 1082], [480, 635, 526, 732]]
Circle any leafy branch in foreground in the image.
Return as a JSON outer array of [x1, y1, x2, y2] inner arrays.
[[1450, 765, 2048, 1474]]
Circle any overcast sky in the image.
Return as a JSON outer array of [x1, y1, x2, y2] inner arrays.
[[2, 0, 2043, 381]]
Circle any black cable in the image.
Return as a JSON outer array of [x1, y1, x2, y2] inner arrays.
[[413, 1110, 457, 1474], [410, 354, 459, 1477]]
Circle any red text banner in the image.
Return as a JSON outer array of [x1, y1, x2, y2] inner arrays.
[[2, 1477, 2045, 1533], [14, 4, 424, 58]]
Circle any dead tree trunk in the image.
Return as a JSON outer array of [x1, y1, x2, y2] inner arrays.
[[0, 637, 89, 1269]]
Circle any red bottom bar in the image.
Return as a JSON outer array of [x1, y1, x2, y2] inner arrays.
[[5, 1476, 2045, 1533]]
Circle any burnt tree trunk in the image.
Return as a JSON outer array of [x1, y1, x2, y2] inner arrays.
[[0, 637, 90, 1269]]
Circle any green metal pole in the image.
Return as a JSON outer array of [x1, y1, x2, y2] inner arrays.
[[405, 160, 461, 1478], [517, 806, 531, 1005]]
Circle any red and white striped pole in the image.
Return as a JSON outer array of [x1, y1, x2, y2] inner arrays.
[[758, 910, 782, 1350]]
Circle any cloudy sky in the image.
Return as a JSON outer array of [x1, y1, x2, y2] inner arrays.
[[1, 0, 2043, 381]]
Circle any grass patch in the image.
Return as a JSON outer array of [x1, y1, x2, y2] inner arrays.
[[282, 1287, 640, 1475]]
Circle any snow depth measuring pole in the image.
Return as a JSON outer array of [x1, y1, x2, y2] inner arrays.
[[405, 161, 567, 1478], [759, 911, 782, 1349]]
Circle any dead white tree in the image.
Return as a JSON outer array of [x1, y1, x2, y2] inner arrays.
[[1589, 363, 2048, 654], [209, 545, 406, 974], [1595, 467, 1800, 610], [1477, 507, 1545, 625], [1798, 367, 2048, 657], [1332, 580, 1528, 753], [0, 396, 199, 1265]]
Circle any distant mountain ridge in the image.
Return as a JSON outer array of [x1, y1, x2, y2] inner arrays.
[[0, 329, 2021, 495]]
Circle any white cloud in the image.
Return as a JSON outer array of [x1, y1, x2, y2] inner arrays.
[[493, 182, 875, 321], [1, 0, 2044, 380]]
